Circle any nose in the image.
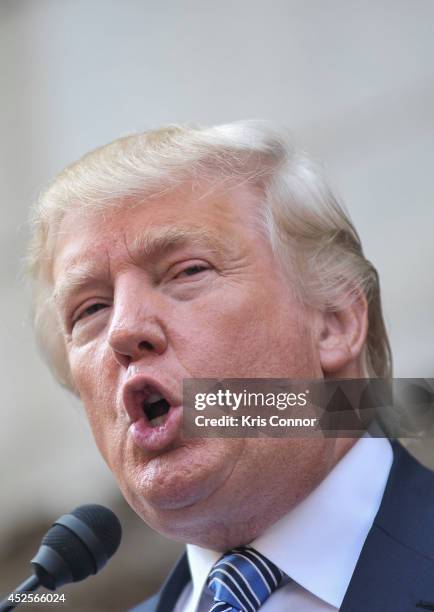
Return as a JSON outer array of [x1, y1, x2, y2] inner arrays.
[[107, 278, 168, 368]]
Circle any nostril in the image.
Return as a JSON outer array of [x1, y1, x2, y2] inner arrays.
[[138, 340, 154, 351]]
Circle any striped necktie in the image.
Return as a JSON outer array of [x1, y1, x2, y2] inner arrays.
[[206, 545, 284, 612]]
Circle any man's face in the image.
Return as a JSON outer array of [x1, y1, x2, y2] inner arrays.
[[52, 181, 331, 548]]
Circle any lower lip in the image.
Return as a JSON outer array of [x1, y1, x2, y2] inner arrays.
[[129, 405, 183, 452]]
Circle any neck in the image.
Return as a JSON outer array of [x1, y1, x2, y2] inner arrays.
[[173, 437, 358, 551]]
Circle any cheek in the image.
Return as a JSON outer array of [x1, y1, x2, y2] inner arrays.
[[172, 281, 313, 378], [68, 343, 122, 459]]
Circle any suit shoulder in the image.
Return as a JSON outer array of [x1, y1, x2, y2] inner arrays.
[[375, 441, 434, 560]]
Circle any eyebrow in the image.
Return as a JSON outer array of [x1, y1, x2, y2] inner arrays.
[[52, 264, 109, 311], [53, 225, 231, 309], [129, 225, 230, 260]]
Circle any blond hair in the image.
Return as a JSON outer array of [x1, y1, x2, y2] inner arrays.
[[27, 120, 392, 389]]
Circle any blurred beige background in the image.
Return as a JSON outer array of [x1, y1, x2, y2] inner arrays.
[[1, 0, 433, 610]]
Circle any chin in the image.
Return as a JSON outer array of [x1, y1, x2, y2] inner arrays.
[[124, 484, 221, 544], [122, 452, 233, 515]]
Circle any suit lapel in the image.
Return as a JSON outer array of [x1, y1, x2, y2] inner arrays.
[[129, 553, 190, 612], [155, 552, 190, 612], [341, 441, 434, 611]]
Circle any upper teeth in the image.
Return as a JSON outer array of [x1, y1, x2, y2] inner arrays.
[[147, 391, 164, 404]]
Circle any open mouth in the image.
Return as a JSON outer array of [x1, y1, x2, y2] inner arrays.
[[143, 391, 171, 427], [123, 377, 183, 452]]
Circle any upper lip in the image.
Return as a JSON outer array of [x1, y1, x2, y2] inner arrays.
[[122, 376, 180, 423]]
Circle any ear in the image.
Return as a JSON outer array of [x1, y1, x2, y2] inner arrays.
[[317, 291, 368, 376]]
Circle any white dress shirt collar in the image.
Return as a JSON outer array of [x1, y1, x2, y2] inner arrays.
[[185, 436, 393, 610]]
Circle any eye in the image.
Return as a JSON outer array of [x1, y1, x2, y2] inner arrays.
[[175, 264, 209, 278], [72, 302, 108, 326]]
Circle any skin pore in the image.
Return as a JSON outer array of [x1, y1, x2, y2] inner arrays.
[[51, 180, 367, 550]]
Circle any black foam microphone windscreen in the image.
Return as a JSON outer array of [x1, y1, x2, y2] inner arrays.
[[31, 504, 122, 588]]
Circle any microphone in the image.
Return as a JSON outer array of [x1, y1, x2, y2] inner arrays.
[[0, 504, 122, 611]]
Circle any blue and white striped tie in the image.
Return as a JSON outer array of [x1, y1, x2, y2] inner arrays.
[[206, 545, 284, 612]]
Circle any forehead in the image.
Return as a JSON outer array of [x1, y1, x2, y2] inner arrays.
[[51, 180, 266, 278]]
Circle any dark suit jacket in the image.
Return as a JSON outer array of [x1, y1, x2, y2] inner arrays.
[[131, 441, 434, 612]]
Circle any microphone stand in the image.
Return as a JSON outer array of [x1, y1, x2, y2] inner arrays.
[[0, 575, 40, 612]]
